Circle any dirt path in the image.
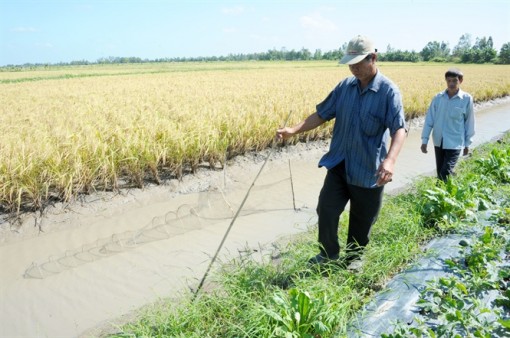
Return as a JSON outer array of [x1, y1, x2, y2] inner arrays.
[[1, 97, 509, 338]]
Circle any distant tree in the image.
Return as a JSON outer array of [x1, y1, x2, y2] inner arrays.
[[379, 49, 421, 62], [267, 48, 283, 60], [471, 36, 497, 63], [322, 47, 343, 61], [461, 49, 474, 63], [313, 49, 323, 60], [285, 49, 297, 61], [421, 41, 450, 61], [498, 42, 510, 64], [299, 47, 312, 60], [452, 33, 472, 58]]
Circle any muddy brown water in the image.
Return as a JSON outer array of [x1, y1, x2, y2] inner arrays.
[[0, 99, 509, 338]]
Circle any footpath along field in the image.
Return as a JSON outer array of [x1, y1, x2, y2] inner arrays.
[[1, 61, 510, 215]]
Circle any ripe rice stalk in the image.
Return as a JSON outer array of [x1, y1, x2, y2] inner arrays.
[[0, 62, 509, 211]]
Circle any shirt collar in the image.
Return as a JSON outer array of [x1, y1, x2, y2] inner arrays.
[[350, 70, 381, 92], [442, 88, 467, 99]]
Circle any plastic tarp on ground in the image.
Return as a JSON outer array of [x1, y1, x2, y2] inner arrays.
[[346, 224, 506, 337]]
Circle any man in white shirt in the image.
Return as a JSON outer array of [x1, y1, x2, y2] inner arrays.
[[421, 68, 475, 181]]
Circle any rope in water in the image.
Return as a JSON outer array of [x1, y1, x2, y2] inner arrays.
[[192, 111, 293, 301]]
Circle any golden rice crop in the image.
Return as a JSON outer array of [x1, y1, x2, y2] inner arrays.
[[1, 61, 509, 212]]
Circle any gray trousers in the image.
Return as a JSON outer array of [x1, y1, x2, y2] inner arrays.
[[316, 161, 384, 258]]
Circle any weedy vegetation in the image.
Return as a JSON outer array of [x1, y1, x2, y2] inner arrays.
[[1, 62, 509, 214], [382, 140, 510, 338], [383, 217, 510, 337]]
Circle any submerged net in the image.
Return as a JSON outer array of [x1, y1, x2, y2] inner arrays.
[[23, 167, 297, 279]]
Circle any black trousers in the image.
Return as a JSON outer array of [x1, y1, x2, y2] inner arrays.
[[434, 146, 461, 181], [316, 161, 384, 258]]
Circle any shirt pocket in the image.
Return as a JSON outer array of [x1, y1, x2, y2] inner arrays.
[[448, 106, 465, 121], [360, 111, 382, 136]]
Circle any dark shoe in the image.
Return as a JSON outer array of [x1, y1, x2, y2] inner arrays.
[[307, 253, 339, 265]]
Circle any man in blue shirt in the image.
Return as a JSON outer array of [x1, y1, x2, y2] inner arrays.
[[421, 68, 475, 181], [276, 35, 407, 266]]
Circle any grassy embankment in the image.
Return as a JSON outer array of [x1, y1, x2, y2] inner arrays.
[[109, 132, 510, 337], [1, 62, 509, 213]]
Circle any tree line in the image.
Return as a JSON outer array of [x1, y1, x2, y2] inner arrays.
[[4, 33, 510, 68], [94, 34, 510, 65]]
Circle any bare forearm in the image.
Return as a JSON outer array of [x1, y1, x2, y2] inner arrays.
[[386, 128, 407, 163], [277, 112, 326, 140], [376, 127, 407, 186]]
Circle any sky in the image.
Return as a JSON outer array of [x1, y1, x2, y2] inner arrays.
[[1, 0, 509, 66]]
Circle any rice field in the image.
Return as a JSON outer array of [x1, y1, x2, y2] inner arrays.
[[1, 61, 509, 212]]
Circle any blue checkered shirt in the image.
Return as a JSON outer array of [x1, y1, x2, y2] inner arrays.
[[316, 71, 406, 188]]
